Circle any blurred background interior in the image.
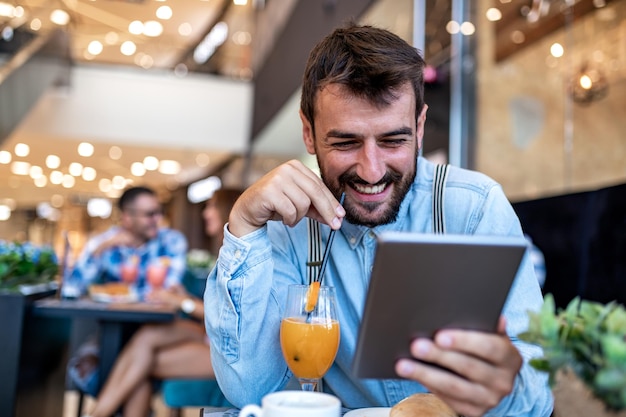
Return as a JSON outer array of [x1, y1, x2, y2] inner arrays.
[[1, 0, 625, 307]]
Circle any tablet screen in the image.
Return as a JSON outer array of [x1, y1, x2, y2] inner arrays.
[[352, 232, 527, 379]]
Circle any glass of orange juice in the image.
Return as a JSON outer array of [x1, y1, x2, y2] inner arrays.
[[280, 284, 340, 392]]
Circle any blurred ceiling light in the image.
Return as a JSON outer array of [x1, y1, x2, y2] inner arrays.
[[138, 54, 154, 69], [29, 165, 43, 179], [143, 20, 163, 37], [193, 21, 228, 64], [550, 43, 564, 58], [49, 170, 63, 185], [195, 153, 210, 167], [2, 26, 13, 41], [446, 21, 460, 35], [13, 5, 23, 16], [486, 7, 502, 21], [87, 40, 104, 55], [82, 166, 97, 181], [30, 18, 42, 30], [109, 146, 122, 160], [571, 64, 608, 105], [46, 154, 61, 168], [121, 41, 137, 56], [158, 160, 181, 175], [174, 63, 188, 77], [34, 176, 48, 187], [156, 5, 172, 20], [105, 31, 119, 45], [129, 20, 144, 35], [0, 2, 15, 18], [14, 143, 29, 157], [37, 202, 60, 221], [69, 162, 83, 176], [78, 142, 95, 156], [511, 30, 525, 44], [62, 174, 76, 188], [0, 205, 11, 221], [0, 198, 15, 210], [0, 150, 11, 164], [187, 176, 222, 203], [233, 31, 251, 45], [178, 22, 192, 36], [131, 162, 147, 176], [143, 156, 159, 170], [112, 175, 126, 189], [233, 0, 248, 5], [11, 161, 30, 175], [87, 198, 112, 218], [99, 178, 112, 192], [50, 9, 70, 25], [460, 22, 475, 36], [50, 194, 64, 208]]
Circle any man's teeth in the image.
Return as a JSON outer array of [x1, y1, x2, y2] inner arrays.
[[354, 183, 386, 194]]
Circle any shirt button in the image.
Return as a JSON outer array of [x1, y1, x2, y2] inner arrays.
[[349, 237, 356, 245], [234, 250, 241, 259], [368, 231, 376, 239]]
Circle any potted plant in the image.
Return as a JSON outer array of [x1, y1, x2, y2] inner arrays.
[[519, 294, 626, 416], [0, 240, 59, 293]]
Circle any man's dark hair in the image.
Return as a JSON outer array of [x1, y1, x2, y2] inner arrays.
[[301, 22, 426, 136], [118, 186, 157, 211]]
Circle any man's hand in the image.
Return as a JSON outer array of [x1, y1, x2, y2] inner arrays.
[[228, 160, 346, 237], [395, 316, 522, 417], [94, 229, 138, 255]]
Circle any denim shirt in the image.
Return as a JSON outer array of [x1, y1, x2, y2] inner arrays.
[[69, 226, 188, 297], [204, 157, 553, 416]]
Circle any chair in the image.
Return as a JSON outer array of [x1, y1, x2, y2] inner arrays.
[[160, 268, 231, 416], [161, 378, 232, 417]]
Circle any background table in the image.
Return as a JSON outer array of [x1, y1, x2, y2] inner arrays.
[[33, 298, 177, 390]]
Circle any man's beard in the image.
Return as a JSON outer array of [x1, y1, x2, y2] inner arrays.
[[319, 162, 417, 228]]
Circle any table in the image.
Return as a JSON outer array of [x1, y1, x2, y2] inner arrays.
[[33, 298, 177, 390]]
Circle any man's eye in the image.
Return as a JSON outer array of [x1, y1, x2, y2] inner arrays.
[[381, 138, 407, 146], [332, 141, 358, 149]]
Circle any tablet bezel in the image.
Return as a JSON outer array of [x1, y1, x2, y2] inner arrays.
[[352, 232, 527, 379]]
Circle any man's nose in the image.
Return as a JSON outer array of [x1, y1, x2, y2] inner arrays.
[[355, 142, 386, 184]]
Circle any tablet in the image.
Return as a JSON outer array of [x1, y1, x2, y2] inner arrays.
[[352, 232, 527, 379]]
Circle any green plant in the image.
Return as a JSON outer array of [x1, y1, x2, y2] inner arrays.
[[519, 294, 626, 411], [0, 240, 59, 291], [186, 249, 215, 270]]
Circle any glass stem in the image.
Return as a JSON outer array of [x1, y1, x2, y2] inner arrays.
[[299, 378, 319, 392]]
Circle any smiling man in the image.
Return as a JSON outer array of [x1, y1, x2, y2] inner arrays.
[[204, 23, 553, 417]]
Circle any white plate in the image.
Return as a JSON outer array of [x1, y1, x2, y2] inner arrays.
[[344, 407, 391, 417]]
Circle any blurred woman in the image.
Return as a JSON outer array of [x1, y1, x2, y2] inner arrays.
[[84, 188, 242, 417]]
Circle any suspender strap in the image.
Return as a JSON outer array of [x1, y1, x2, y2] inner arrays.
[[432, 163, 450, 234], [307, 163, 449, 276], [306, 218, 322, 284]]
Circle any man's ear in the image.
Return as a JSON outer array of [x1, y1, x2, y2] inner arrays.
[[300, 110, 316, 155], [416, 104, 428, 150]]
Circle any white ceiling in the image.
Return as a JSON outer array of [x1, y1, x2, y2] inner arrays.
[[0, 0, 416, 212]]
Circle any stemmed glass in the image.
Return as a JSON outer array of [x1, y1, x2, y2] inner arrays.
[[120, 254, 139, 284], [147, 256, 170, 289], [280, 284, 340, 392]]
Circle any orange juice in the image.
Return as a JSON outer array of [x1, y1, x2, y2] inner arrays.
[[280, 317, 340, 379]]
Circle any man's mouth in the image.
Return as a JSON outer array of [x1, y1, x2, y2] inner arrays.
[[353, 183, 387, 195]]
